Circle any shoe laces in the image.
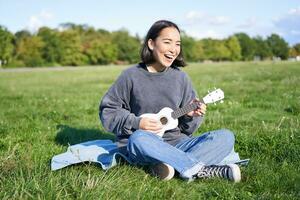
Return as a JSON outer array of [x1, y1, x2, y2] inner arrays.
[[196, 165, 230, 179]]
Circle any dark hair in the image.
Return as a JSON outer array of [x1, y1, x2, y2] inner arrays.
[[140, 20, 186, 67]]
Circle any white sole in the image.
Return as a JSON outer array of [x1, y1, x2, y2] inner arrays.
[[151, 163, 175, 181], [228, 164, 241, 183]]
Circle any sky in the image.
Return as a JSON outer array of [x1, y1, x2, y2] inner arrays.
[[0, 0, 300, 45]]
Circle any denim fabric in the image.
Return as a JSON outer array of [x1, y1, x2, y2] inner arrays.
[[51, 129, 245, 179], [127, 129, 241, 179], [51, 140, 128, 171]]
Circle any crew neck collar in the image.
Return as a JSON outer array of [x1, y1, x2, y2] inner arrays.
[[138, 62, 170, 76]]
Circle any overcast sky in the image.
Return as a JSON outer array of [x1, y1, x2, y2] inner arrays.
[[1, 0, 299, 45]]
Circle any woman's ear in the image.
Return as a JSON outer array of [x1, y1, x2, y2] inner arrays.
[[147, 39, 154, 51]]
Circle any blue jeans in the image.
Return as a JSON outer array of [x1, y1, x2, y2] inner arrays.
[[127, 129, 241, 179]]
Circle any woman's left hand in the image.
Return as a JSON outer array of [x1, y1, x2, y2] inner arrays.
[[187, 99, 206, 117]]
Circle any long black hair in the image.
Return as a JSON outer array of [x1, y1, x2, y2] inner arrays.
[[140, 20, 186, 67]]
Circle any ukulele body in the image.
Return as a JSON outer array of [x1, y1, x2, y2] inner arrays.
[[140, 107, 178, 137]]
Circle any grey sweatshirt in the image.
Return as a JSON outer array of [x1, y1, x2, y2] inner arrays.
[[99, 63, 203, 148]]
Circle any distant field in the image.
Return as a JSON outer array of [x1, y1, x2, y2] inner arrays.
[[0, 61, 299, 199]]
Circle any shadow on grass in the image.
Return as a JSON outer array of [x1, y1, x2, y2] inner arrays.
[[55, 124, 115, 146]]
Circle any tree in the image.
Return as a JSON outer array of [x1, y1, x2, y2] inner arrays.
[[201, 39, 230, 61], [266, 34, 289, 60], [215, 40, 231, 61], [193, 41, 205, 61], [58, 30, 87, 66], [181, 34, 198, 62], [85, 39, 117, 64], [112, 29, 140, 63], [289, 43, 300, 57], [225, 36, 242, 61], [14, 30, 31, 41], [15, 36, 45, 67], [37, 27, 62, 65], [289, 48, 298, 58], [253, 36, 272, 60], [293, 43, 300, 54], [234, 33, 256, 60], [0, 26, 14, 66], [201, 39, 215, 60]]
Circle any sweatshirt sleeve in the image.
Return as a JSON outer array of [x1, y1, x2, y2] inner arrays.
[[178, 73, 203, 136], [99, 71, 141, 137]]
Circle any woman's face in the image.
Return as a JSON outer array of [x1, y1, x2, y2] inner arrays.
[[148, 27, 181, 69]]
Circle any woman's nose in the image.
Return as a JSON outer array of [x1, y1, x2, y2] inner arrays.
[[169, 44, 176, 53]]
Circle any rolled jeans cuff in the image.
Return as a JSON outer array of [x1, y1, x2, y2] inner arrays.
[[180, 162, 204, 180]]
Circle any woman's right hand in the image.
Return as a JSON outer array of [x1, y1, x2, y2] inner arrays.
[[139, 117, 163, 134]]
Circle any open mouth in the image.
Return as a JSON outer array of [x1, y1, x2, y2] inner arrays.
[[164, 54, 174, 61]]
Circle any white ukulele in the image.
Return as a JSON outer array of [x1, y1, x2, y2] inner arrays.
[[140, 88, 224, 137]]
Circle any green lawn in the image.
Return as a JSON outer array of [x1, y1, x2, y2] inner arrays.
[[0, 61, 299, 199]]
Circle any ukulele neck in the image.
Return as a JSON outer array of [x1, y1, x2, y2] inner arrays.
[[171, 99, 204, 119]]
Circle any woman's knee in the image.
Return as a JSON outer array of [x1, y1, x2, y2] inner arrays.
[[213, 129, 235, 146], [128, 130, 156, 147], [127, 130, 161, 162]]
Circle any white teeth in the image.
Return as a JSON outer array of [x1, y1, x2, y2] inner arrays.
[[165, 55, 174, 59]]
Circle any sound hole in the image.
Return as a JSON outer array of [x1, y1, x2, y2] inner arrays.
[[160, 117, 168, 125]]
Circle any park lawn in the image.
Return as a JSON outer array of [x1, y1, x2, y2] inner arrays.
[[0, 61, 299, 199]]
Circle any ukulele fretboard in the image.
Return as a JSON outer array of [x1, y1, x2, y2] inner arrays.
[[171, 99, 204, 119]]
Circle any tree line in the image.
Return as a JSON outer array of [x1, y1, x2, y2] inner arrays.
[[0, 23, 300, 67]]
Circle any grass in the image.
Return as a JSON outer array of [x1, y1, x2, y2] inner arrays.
[[0, 61, 299, 199]]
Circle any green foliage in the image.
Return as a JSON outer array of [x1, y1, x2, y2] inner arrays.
[[214, 40, 231, 61], [58, 30, 87, 66], [112, 29, 141, 64], [14, 30, 31, 40], [234, 33, 256, 61], [253, 36, 273, 60], [0, 26, 15, 65], [85, 40, 118, 64], [15, 36, 45, 67], [193, 41, 205, 61], [0, 62, 299, 199], [266, 34, 289, 59], [225, 36, 242, 61], [0, 23, 295, 68], [202, 39, 231, 61], [289, 43, 300, 57], [181, 34, 199, 62], [37, 27, 63, 65], [79, 26, 118, 65], [293, 43, 300, 53]]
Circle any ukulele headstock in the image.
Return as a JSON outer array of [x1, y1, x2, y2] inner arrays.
[[202, 88, 224, 104]]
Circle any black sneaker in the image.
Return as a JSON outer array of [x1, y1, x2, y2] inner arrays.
[[196, 164, 241, 183]]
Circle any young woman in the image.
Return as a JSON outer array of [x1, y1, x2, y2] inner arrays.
[[99, 20, 243, 182]]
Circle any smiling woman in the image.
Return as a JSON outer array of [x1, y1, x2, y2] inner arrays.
[[140, 20, 186, 71], [146, 27, 181, 72], [99, 20, 245, 182]]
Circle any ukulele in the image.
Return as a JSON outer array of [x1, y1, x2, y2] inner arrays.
[[140, 88, 224, 137]]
